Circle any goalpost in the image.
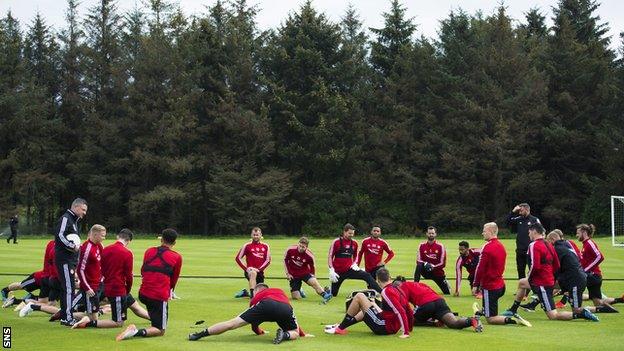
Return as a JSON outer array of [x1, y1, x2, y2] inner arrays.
[[612, 196, 624, 247]]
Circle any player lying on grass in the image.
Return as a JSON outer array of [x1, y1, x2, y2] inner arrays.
[[234, 227, 271, 298], [392, 276, 482, 332], [284, 236, 332, 303], [324, 267, 412, 337], [503, 223, 598, 322], [188, 283, 305, 344], [471, 222, 531, 327]]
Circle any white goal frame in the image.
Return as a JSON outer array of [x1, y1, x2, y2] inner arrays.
[[612, 196, 624, 247]]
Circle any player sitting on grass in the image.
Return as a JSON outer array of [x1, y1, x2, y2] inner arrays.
[[234, 227, 271, 298], [503, 223, 598, 322], [188, 283, 305, 344], [284, 237, 332, 303], [393, 276, 482, 332], [324, 267, 412, 338]]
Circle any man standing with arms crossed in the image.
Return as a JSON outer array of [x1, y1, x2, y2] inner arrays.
[[414, 226, 450, 294], [506, 203, 540, 279], [357, 226, 395, 279], [55, 198, 88, 326], [117, 228, 183, 341]]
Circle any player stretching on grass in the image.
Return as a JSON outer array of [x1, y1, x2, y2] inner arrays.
[[116, 228, 183, 341], [328, 224, 381, 297], [357, 226, 395, 279], [393, 276, 482, 332], [324, 267, 412, 337], [504, 223, 598, 322], [284, 237, 332, 303], [454, 241, 481, 297], [472, 222, 531, 327], [414, 226, 450, 294], [235, 227, 271, 298], [188, 283, 304, 344]]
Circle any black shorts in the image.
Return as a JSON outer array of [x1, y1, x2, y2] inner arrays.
[[468, 275, 475, 287], [20, 274, 40, 292], [482, 286, 505, 317], [244, 271, 265, 284], [586, 273, 602, 300], [108, 294, 136, 323], [289, 274, 314, 292], [239, 299, 298, 331], [362, 307, 389, 335], [531, 285, 555, 312], [139, 293, 168, 330], [368, 266, 384, 280], [561, 282, 586, 309], [39, 277, 51, 299], [76, 288, 101, 314], [48, 277, 61, 302], [413, 299, 451, 322]]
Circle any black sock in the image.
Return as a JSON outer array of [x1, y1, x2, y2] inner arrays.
[[504, 317, 517, 324], [474, 310, 483, 317], [338, 314, 357, 330], [510, 300, 520, 313], [136, 329, 148, 337], [202, 328, 210, 336], [13, 298, 23, 304], [282, 330, 291, 340], [250, 289, 254, 298], [1, 288, 8, 295], [31, 304, 41, 311], [572, 312, 581, 319], [87, 320, 97, 327], [560, 295, 569, 304], [465, 318, 474, 327], [613, 297, 623, 304]]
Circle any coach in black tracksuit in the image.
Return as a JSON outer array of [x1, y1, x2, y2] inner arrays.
[[7, 215, 18, 244], [54, 198, 88, 326], [506, 203, 540, 279]]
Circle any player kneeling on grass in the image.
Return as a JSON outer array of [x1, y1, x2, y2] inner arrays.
[[116, 228, 183, 341], [392, 276, 482, 332], [504, 223, 598, 322], [234, 227, 271, 298], [284, 237, 332, 303], [324, 267, 412, 338], [188, 283, 304, 344], [472, 222, 530, 327]]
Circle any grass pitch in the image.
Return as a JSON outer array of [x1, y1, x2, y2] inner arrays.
[[1, 236, 623, 350]]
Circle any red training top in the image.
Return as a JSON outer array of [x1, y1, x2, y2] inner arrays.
[[580, 238, 603, 276], [328, 237, 358, 274], [77, 239, 103, 292], [473, 238, 506, 291], [357, 237, 395, 273], [139, 246, 183, 301], [417, 240, 447, 277], [102, 241, 134, 297], [399, 281, 442, 306], [235, 241, 271, 272], [568, 240, 581, 258], [527, 238, 559, 287], [42, 240, 58, 279], [284, 245, 316, 278], [380, 285, 413, 336]]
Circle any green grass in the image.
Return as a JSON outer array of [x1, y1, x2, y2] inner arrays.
[[1, 237, 624, 350]]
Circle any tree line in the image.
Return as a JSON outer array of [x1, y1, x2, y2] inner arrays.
[[0, 0, 622, 236]]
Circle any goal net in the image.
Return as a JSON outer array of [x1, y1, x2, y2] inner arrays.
[[612, 196, 624, 247]]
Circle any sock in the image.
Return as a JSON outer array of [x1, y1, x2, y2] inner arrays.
[[250, 289, 254, 298], [474, 310, 483, 317], [510, 300, 520, 313], [31, 304, 41, 311], [572, 312, 581, 319], [202, 328, 210, 336], [14, 298, 23, 304], [465, 318, 473, 327], [282, 331, 291, 340], [613, 297, 623, 304], [560, 295, 569, 304], [504, 317, 517, 325], [136, 329, 148, 337], [1, 287, 8, 295], [338, 314, 357, 330], [87, 320, 97, 327]]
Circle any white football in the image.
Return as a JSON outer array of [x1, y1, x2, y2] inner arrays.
[[66, 234, 81, 248]]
